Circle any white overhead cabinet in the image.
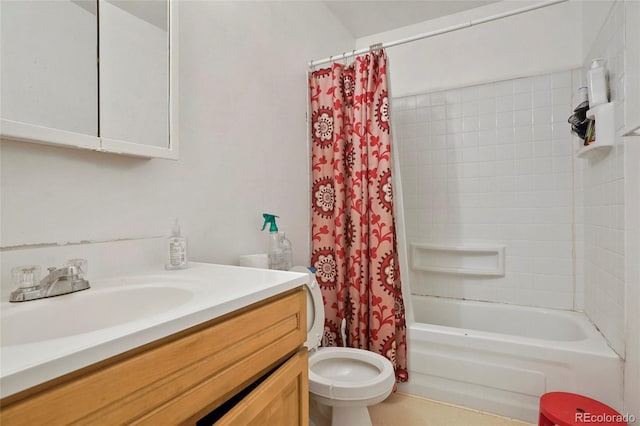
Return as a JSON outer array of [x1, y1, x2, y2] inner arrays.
[[0, 0, 100, 150], [0, 0, 179, 159]]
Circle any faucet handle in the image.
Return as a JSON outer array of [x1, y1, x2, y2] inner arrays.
[[47, 266, 57, 273], [66, 259, 88, 279], [12, 265, 41, 289]]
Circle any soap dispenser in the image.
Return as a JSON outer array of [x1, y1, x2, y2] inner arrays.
[[166, 219, 188, 270]]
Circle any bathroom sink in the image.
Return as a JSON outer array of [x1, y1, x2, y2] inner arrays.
[[0, 263, 310, 399], [0, 285, 194, 346]]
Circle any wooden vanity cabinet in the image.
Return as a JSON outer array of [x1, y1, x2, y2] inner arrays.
[[0, 288, 309, 426]]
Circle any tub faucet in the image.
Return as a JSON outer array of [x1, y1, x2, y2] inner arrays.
[[9, 261, 90, 302]]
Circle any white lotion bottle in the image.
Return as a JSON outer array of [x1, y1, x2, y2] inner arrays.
[[588, 58, 609, 107], [166, 219, 188, 270]]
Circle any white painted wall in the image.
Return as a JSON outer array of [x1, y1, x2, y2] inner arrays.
[[356, 0, 583, 97], [175, 1, 352, 267], [0, 1, 354, 296], [581, 1, 617, 62]]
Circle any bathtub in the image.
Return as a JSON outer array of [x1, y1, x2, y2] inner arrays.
[[398, 295, 624, 423]]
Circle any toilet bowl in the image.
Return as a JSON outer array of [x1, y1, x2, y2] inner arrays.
[[291, 266, 395, 426]]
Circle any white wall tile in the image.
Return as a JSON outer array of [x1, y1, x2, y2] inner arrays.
[[478, 98, 496, 114], [416, 107, 430, 122], [496, 128, 515, 145], [496, 95, 514, 113], [446, 103, 462, 118], [447, 118, 464, 134], [514, 109, 533, 126], [514, 93, 533, 111], [533, 106, 553, 125], [462, 116, 479, 132], [394, 70, 575, 309], [513, 78, 533, 94], [552, 87, 572, 105], [392, 96, 416, 111], [581, 0, 626, 356], [534, 124, 553, 141], [416, 93, 431, 108]]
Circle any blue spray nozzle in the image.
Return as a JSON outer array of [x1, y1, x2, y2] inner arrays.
[[261, 213, 279, 232]]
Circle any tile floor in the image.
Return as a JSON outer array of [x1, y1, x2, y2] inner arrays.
[[368, 393, 535, 426]]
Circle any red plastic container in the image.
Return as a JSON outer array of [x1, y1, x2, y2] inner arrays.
[[539, 392, 628, 426]]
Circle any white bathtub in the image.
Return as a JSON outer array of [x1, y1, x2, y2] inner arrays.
[[398, 295, 624, 423]]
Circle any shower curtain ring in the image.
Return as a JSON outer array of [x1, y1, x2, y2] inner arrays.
[[342, 52, 347, 65]]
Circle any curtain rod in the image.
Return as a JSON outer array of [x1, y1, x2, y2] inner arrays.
[[309, 0, 568, 68]]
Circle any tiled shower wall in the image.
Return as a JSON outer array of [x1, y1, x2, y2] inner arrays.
[[392, 70, 577, 310], [580, 0, 625, 356]]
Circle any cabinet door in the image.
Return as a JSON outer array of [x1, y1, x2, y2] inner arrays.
[[215, 348, 309, 426], [97, 0, 179, 159], [0, 0, 101, 150], [98, 0, 176, 158]]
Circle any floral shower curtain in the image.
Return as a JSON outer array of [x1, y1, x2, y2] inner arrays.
[[309, 50, 408, 382]]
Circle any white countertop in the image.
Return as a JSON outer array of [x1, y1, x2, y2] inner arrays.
[[0, 262, 308, 398]]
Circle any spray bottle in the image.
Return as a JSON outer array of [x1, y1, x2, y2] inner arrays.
[[261, 213, 285, 270], [279, 232, 292, 271]]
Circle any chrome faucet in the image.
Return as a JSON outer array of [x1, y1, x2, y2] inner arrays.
[[9, 261, 90, 302]]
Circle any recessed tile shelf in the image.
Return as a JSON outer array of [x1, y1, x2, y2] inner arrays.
[[410, 243, 506, 276], [576, 102, 615, 159]]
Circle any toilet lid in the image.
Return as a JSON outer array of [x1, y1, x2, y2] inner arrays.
[[290, 266, 324, 350]]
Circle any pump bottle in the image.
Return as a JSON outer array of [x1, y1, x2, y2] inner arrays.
[[166, 219, 188, 270]]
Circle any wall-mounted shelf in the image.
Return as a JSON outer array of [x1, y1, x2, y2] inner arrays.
[[410, 243, 506, 276], [576, 102, 614, 159]]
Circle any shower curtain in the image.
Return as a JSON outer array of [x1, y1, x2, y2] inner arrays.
[[309, 50, 408, 382]]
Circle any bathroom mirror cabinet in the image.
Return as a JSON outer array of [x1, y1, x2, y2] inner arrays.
[[0, 0, 179, 159]]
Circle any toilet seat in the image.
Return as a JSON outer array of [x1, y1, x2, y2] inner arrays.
[[289, 266, 324, 350], [308, 347, 395, 402]]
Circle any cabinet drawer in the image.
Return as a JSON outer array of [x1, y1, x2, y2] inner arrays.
[[214, 347, 309, 426], [0, 288, 306, 425]]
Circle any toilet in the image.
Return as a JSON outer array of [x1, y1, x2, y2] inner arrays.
[[291, 266, 395, 426]]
